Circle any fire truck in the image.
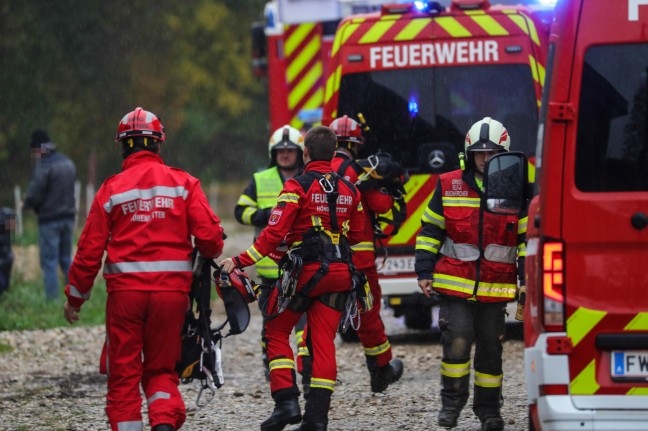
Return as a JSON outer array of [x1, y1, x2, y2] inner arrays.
[[252, 0, 554, 330]]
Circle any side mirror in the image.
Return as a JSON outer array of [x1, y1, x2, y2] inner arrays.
[[483, 152, 529, 215]]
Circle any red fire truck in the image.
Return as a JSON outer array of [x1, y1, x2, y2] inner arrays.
[[253, 0, 553, 329], [321, 0, 552, 329], [516, 0, 648, 428]]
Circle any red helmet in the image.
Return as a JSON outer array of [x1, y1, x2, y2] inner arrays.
[[329, 115, 363, 145], [215, 268, 257, 304], [214, 268, 257, 335], [115, 107, 166, 142]]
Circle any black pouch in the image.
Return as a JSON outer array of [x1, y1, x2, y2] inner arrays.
[[300, 228, 323, 262]]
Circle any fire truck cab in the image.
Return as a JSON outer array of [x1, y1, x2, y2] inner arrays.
[[492, 0, 648, 429], [321, 0, 552, 329]]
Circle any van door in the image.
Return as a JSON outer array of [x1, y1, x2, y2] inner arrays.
[[561, 3, 648, 404]]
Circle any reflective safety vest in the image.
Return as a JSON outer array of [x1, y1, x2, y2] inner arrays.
[[433, 170, 520, 302], [253, 167, 284, 279]]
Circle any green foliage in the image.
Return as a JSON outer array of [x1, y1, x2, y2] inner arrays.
[[0, 276, 107, 332], [13, 214, 39, 247], [0, 0, 270, 206]]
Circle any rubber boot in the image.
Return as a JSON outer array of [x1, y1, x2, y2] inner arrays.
[[369, 358, 404, 393], [298, 387, 331, 431], [296, 422, 327, 431], [481, 415, 505, 431], [440, 371, 469, 427], [299, 355, 312, 399], [261, 397, 302, 431], [152, 425, 175, 431], [437, 407, 460, 429]]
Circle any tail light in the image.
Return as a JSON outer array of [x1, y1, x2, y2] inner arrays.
[[542, 240, 565, 331]]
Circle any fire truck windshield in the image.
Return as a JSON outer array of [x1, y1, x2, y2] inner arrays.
[[337, 64, 538, 173]]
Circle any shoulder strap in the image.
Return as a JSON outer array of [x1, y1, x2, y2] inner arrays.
[[302, 171, 341, 233], [336, 159, 354, 178]]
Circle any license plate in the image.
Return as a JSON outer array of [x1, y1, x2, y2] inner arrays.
[[611, 350, 648, 379], [376, 255, 415, 275]]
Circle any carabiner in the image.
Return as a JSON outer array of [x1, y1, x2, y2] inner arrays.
[[195, 380, 216, 409], [319, 175, 335, 193]]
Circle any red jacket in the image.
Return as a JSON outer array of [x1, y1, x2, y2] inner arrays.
[[331, 152, 393, 270], [66, 151, 224, 308], [235, 160, 364, 270], [420, 169, 525, 302]]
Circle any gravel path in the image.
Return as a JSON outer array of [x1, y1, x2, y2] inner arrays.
[[0, 306, 528, 431], [1, 221, 529, 430]]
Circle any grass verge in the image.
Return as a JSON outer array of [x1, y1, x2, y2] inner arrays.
[[0, 275, 107, 332]]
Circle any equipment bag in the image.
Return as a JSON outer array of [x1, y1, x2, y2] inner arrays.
[[176, 252, 254, 408]]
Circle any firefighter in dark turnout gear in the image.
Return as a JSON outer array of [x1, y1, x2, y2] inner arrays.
[[235, 125, 310, 388], [220, 126, 364, 431], [415, 118, 527, 431]]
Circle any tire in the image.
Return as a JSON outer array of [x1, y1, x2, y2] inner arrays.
[[404, 305, 432, 330]]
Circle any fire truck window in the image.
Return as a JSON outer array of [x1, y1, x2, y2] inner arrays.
[[337, 64, 538, 173], [575, 43, 648, 192]]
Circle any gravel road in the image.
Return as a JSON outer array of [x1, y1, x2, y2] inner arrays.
[[0, 220, 529, 430], [0, 306, 529, 431]]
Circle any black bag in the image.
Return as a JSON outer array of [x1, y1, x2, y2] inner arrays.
[[0, 208, 15, 295], [176, 253, 253, 407]]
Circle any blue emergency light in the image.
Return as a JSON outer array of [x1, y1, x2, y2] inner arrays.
[[408, 96, 419, 117]]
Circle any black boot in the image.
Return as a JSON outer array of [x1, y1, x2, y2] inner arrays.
[[299, 356, 312, 400], [300, 388, 331, 431], [438, 407, 460, 429], [295, 421, 327, 430], [370, 359, 404, 393], [152, 425, 175, 431], [261, 398, 302, 431], [481, 414, 505, 431]]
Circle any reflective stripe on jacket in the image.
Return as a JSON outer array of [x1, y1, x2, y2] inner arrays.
[[432, 170, 522, 302], [252, 167, 284, 279], [66, 152, 223, 308], [236, 160, 365, 270]]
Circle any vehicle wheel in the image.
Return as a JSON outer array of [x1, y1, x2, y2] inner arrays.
[[339, 327, 360, 342], [404, 305, 432, 330]]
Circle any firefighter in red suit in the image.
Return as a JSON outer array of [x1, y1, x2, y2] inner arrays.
[[327, 115, 404, 391], [415, 117, 527, 431], [63, 107, 224, 431], [220, 126, 364, 431]]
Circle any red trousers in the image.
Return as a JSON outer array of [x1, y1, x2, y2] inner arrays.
[[265, 264, 350, 396], [104, 290, 188, 431], [356, 266, 392, 368], [296, 262, 393, 369]]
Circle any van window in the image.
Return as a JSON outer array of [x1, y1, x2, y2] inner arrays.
[[337, 64, 538, 173], [575, 43, 648, 192]]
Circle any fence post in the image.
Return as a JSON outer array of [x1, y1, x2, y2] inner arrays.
[[13, 185, 23, 237], [85, 183, 95, 217], [74, 180, 81, 229]]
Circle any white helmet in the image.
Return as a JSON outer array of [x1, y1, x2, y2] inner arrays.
[[464, 117, 510, 153], [268, 125, 304, 159]]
